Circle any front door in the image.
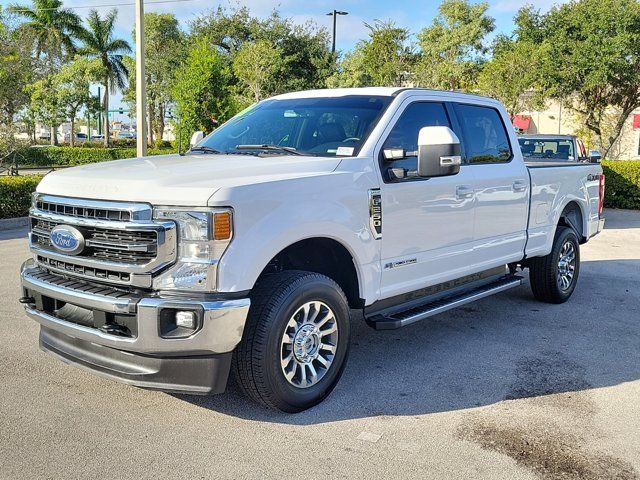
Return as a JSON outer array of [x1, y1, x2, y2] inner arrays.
[[378, 100, 477, 299]]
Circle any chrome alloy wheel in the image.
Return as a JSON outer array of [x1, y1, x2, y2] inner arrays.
[[280, 301, 339, 388], [557, 240, 577, 291]]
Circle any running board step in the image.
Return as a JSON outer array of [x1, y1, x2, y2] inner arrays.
[[366, 276, 524, 330]]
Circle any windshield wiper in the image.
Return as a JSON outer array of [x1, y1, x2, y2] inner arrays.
[[234, 144, 303, 156], [188, 146, 222, 154]]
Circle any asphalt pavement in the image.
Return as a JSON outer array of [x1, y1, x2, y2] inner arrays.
[[1, 209, 639, 479]]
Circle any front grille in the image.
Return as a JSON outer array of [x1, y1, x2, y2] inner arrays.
[[36, 199, 132, 221], [29, 195, 176, 288], [31, 218, 157, 264]]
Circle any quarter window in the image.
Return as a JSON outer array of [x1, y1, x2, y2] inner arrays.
[[382, 102, 451, 181], [454, 104, 512, 164]]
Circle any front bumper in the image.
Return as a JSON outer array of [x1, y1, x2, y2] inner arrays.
[[20, 259, 250, 394]]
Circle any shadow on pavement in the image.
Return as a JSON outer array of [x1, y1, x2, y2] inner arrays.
[[174, 258, 640, 425], [0, 227, 28, 241]]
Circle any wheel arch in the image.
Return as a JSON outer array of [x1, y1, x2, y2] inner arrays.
[[557, 200, 587, 243], [255, 237, 364, 308]]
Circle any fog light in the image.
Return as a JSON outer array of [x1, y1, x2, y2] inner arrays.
[[175, 310, 196, 329]]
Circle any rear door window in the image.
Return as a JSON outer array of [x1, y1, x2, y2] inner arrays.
[[453, 104, 512, 164]]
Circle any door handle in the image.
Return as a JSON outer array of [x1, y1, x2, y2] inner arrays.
[[456, 185, 474, 199], [512, 180, 528, 192]]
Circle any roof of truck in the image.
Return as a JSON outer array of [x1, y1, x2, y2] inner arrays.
[[271, 87, 499, 103]]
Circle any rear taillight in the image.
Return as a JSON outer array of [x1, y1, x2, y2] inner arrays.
[[598, 173, 605, 216]]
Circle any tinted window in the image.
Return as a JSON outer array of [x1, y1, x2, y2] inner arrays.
[[454, 104, 511, 164], [518, 138, 576, 161], [382, 102, 451, 179]]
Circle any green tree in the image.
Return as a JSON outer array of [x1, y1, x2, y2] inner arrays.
[[0, 11, 33, 144], [27, 75, 66, 142], [329, 20, 412, 87], [233, 40, 281, 102], [518, 0, 640, 157], [7, 0, 80, 64], [477, 38, 545, 116], [416, 0, 494, 90], [125, 13, 185, 145], [171, 38, 234, 146], [8, 0, 81, 144], [54, 58, 100, 146], [191, 7, 333, 94], [77, 9, 131, 146]]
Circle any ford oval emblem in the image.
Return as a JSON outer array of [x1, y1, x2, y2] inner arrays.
[[50, 225, 85, 255]]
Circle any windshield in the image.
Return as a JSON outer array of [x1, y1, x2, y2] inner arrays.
[[196, 95, 392, 157], [518, 138, 576, 161]]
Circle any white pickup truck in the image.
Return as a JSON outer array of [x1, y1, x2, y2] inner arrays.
[[20, 87, 605, 412]]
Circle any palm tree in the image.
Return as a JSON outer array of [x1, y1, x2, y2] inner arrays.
[[77, 9, 131, 146], [8, 0, 81, 144]]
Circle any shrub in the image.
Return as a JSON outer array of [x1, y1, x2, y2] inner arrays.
[[602, 160, 640, 210], [0, 175, 42, 219], [13, 146, 177, 167]]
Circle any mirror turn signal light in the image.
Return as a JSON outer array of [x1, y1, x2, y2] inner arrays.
[[213, 212, 232, 240]]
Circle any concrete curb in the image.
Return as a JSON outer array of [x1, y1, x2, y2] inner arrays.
[[0, 217, 28, 231]]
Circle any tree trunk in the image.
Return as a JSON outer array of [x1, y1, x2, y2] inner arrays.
[[103, 80, 110, 147], [601, 104, 637, 159], [51, 125, 58, 146], [156, 104, 165, 145], [70, 118, 75, 147], [148, 100, 155, 146]]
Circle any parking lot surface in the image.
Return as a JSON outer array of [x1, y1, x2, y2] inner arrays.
[[1, 209, 639, 480]]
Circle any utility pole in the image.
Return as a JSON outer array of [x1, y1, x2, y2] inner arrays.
[[326, 10, 348, 53], [135, 0, 147, 156]]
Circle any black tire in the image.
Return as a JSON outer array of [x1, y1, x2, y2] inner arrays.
[[233, 271, 350, 412], [529, 226, 581, 304]]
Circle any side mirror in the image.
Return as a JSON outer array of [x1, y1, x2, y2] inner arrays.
[[189, 131, 204, 148], [589, 150, 602, 163], [417, 126, 462, 177]]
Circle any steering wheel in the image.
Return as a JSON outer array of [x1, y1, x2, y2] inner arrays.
[[342, 137, 360, 143]]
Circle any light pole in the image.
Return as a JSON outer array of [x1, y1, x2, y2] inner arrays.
[[326, 10, 348, 53], [135, 0, 147, 156]]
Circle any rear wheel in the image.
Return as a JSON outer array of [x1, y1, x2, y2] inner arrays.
[[529, 226, 580, 304], [233, 271, 350, 412]]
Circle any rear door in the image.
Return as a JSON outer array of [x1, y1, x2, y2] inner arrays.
[[377, 98, 477, 299], [452, 102, 530, 269]]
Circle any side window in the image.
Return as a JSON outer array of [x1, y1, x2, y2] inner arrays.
[[382, 102, 451, 181], [454, 104, 512, 164]]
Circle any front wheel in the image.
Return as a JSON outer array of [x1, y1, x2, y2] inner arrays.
[[233, 271, 350, 412], [529, 226, 581, 304]]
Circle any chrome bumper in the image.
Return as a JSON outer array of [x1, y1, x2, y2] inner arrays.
[[20, 259, 250, 356]]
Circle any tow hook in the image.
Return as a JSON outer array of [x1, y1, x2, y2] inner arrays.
[[19, 296, 35, 305]]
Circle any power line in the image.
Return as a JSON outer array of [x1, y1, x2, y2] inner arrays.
[[5, 0, 199, 13]]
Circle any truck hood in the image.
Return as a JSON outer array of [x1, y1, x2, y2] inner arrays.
[[37, 153, 342, 206]]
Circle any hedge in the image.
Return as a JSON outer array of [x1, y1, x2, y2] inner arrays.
[[11, 146, 177, 167], [602, 160, 640, 210], [0, 175, 42, 219]]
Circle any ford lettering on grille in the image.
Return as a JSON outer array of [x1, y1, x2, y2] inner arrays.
[[50, 225, 85, 255]]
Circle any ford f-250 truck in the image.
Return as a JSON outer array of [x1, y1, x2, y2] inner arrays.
[[19, 88, 605, 412]]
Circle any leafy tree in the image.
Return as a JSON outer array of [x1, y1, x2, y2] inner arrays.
[[125, 13, 185, 145], [233, 40, 281, 102], [0, 11, 33, 144], [8, 0, 81, 144], [477, 37, 545, 116], [77, 9, 131, 146], [416, 0, 494, 90], [329, 20, 412, 87], [191, 7, 333, 94], [518, 0, 640, 157], [54, 58, 100, 146], [171, 38, 234, 146], [27, 75, 66, 142], [7, 0, 80, 65]]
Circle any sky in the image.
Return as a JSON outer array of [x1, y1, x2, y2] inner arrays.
[[1, 0, 564, 116]]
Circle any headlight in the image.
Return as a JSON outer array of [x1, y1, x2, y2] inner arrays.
[[152, 207, 233, 291]]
